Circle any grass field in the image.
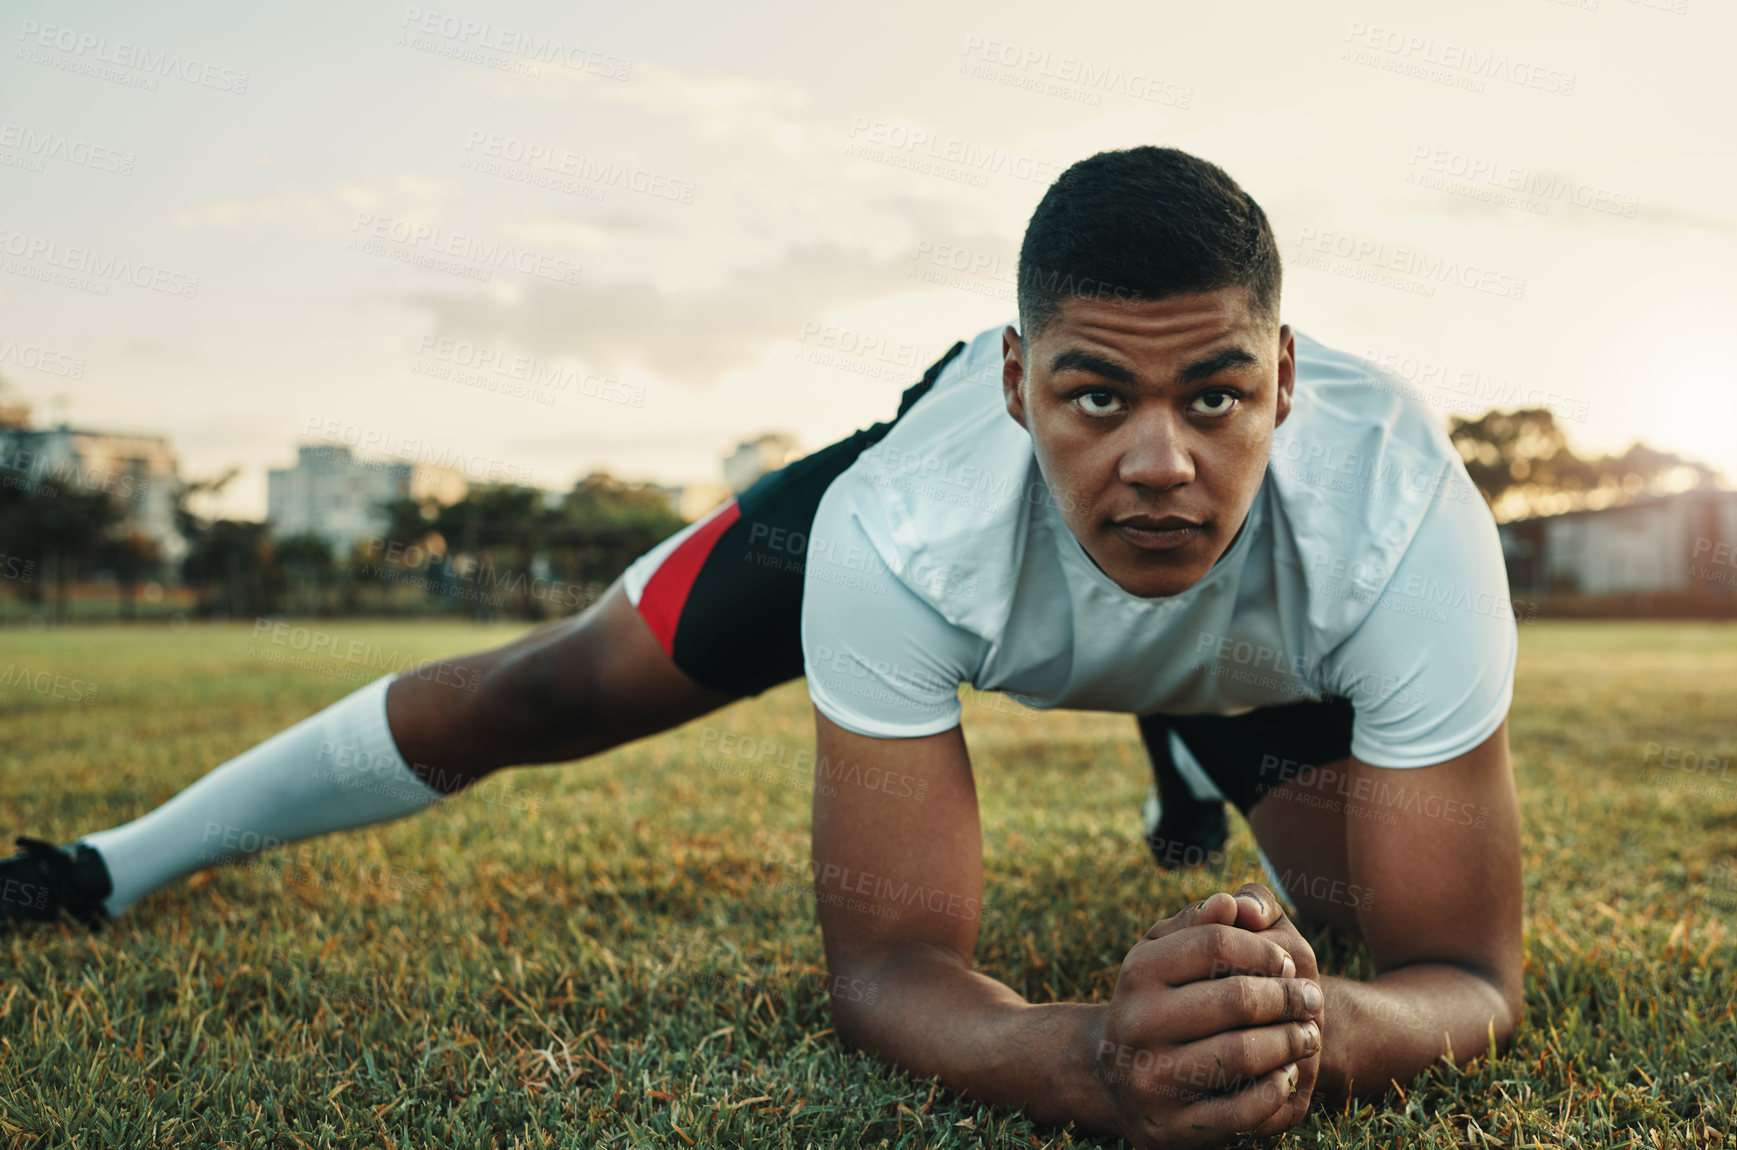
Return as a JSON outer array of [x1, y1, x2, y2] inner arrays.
[[1, 619, 1733, 1149]]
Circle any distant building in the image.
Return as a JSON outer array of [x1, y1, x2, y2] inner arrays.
[[0, 410, 184, 564], [723, 432, 801, 494], [1499, 490, 1737, 607], [660, 481, 731, 522], [267, 443, 466, 554]]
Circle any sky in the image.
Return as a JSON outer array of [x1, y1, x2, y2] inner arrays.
[[2, 0, 1732, 520]]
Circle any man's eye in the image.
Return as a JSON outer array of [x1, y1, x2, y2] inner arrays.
[[1076, 390, 1123, 416], [1190, 389, 1240, 417]]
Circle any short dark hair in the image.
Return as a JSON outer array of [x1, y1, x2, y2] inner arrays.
[[1017, 146, 1281, 346]]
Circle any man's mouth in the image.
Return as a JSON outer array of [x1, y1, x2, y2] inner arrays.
[[1110, 514, 1204, 553]]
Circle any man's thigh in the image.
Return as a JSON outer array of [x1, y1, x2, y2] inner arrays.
[[389, 339, 969, 777], [628, 338, 965, 696]]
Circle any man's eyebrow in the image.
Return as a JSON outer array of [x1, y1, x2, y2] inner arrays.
[[1048, 348, 1138, 385], [1047, 345, 1261, 387], [1175, 346, 1260, 386]]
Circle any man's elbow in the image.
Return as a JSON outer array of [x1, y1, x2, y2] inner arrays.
[[1490, 975, 1523, 1053], [823, 968, 880, 1053], [1457, 958, 1523, 1058], [820, 948, 904, 1053]]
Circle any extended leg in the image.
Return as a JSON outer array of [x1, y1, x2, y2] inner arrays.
[[4, 338, 969, 930], [68, 581, 733, 920], [388, 580, 736, 789]]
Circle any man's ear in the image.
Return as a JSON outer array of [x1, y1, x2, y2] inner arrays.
[[1002, 325, 1030, 430], [1273, 323, 1296, 430]]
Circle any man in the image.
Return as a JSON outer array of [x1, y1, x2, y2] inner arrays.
[[4, 146, 1522, 1147]]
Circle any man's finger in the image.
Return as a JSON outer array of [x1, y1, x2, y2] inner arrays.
[[1142, 891, 1238, 943], [1232, 882, 1285, 932], [1177, 1061, 1300, 1135], [1168, 1018, 1320, 1093], [1134, 923, 1297, 988], [1253, 918, 1320, 982], [1157, 975, 1324, 1044]]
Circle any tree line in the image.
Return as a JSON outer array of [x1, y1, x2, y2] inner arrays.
[[1, 405, 1724, 624], [0, 467, 685, 624]]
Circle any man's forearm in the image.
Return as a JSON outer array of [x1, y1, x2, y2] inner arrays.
[[831, 944, 1119, 1137], [1317, 965, 1517, 1102]]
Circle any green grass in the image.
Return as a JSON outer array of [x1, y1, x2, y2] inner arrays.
[[1, 619, 1733, 1149]]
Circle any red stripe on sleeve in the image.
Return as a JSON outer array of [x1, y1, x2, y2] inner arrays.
[[636, 499, 742, 658]]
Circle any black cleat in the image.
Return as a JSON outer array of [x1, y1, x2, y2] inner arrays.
[[0, 836, 114, 933], [1139, 716, 1231, 870], [1142, 785, 1230, 869]]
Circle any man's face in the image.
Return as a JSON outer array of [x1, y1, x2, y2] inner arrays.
[[1002, 288, 1294, 598]]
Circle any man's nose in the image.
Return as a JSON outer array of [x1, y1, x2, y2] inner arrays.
[[1117, 411, 1195, 490]]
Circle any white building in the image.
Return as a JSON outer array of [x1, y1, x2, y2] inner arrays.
[[267, 444, 466, 554], [723, 432, 800, 494], [0, 410, 185, 564], [1499, 490, 1737, 599]]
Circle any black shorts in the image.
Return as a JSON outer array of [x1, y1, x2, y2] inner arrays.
[[627, 341, 1354, 815]]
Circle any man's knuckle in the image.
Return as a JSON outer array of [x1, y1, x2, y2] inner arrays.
[[1231, 977, 1260, 1023]]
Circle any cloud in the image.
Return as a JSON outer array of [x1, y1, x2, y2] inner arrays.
[[411, 240, 944, 384], [166, 195, 341, 231]]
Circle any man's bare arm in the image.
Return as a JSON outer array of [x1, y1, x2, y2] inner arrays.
[[1238, 720, 1524, 1101], [810, 712, 1323, 1148]]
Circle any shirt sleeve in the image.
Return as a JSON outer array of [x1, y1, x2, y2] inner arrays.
[[1324, 482, 1519, 769], [800, 494, 986, 739]]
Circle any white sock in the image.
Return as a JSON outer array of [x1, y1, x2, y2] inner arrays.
[[80, 674, 443, 917]]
